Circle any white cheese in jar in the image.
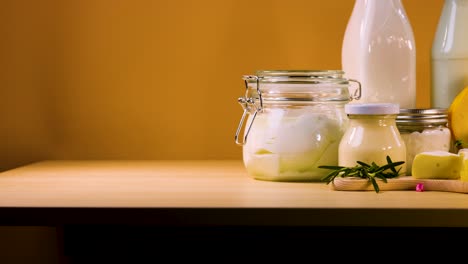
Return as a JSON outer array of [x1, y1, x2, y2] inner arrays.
[[400, 127, 451, 175], [243, 107, 346, 182], [396, 108, 451, 175]]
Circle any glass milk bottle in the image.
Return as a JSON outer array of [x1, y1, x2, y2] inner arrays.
[[342, 0, 416, 109], [431, 0, 468, 109]]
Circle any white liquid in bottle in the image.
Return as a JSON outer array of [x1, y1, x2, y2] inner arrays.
[[431, 0, 468, 109], [342, 0, 416, 109]]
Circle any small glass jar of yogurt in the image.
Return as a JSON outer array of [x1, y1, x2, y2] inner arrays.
[[339, 103, 407, 175], [396, 108, 452, 175], [235, 70, 361, 182]]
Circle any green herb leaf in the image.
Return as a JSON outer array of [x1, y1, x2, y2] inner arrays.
[[356, 161, 370, 168], [370, 177, 379, 193], [318, 156, 405, 193], [455, 140, 465, 150]]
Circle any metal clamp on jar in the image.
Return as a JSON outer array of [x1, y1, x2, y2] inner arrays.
[[234, 70, 361, 182]]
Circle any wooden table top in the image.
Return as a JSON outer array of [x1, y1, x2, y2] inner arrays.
[[1, 160, 468, 227]]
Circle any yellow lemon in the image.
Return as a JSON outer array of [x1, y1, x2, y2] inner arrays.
[[448, 86, 468, 148]]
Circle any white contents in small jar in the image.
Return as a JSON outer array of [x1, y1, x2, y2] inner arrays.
[[400, 127, 451, 174], [396, 108, 451, 175], [339, 103, 407, 174], [243, 107, 346, 182]]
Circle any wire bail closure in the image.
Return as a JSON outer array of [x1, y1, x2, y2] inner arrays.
[[235, 75, 263, 146], [349, 79, 362, 101]]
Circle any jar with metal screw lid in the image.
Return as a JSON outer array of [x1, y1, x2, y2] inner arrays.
[[234, 70, 361, 182], [396, 108, 452, 175]]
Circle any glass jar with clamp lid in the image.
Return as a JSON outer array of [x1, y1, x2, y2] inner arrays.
[[235, 70, 361, 182]]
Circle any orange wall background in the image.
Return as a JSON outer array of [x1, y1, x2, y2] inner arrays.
[[0, 1, 448, 261], [0, 0, 444, 172]]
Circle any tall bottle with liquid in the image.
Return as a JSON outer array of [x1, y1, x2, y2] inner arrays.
[[342, 0, 416, 109], [431, 0, 468, 109]]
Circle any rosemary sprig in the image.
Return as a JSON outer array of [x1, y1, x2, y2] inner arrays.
[[318, 156, 405, 193]]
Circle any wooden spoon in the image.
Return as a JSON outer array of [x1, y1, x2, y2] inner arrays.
[[330, 176, 468, 193]]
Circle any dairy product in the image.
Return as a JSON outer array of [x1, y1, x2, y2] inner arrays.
[[412, 151, 464, 179], [432, 59, 468, 108], [431, 0, 468, 108], [243, 107, 346, 181], [459, 149, 468, 181], [339, 119, 407, 170], [339, 103, 406, 174], [400, 127, 451, 174], [236, 70, 359, 182], [342, 0, 416, 108]]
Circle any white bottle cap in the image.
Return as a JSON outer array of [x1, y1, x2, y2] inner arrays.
[[345, 103, 400, 115]]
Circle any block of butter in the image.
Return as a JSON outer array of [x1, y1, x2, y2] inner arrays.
[[412, 151, 464, 179]]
